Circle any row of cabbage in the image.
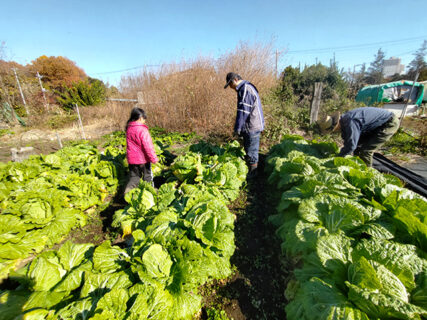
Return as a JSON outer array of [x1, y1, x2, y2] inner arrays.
[[265, 135, 427, 320], [0, 142, 126, 281], [0, 129, 193, 282], [1, 140, 248, 319]]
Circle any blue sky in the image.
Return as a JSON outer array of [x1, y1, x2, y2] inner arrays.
[[1, 0, 426, 86]]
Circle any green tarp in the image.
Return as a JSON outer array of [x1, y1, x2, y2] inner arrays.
[[356, 81, 424, 106], [422, 81, 427, 102]]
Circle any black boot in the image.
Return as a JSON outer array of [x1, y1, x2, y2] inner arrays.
[[247, 163, 258, 179]]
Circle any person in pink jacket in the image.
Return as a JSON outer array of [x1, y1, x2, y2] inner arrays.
[[124, 107, 158, 193]]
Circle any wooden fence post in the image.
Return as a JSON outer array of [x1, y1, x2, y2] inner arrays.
[[137, 91, 144, 107], [74, 104, 86, 140], [56, 132, 63, 149], [310, 82, 323, 124]]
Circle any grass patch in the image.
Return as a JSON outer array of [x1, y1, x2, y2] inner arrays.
[[384, 128, 426, 156], [0, 129, 14, 137], [47, 113, 78, 129], [206, 307, 231, 320]]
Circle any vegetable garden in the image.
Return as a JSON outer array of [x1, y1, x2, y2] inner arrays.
[[0, 130, 426, 320]]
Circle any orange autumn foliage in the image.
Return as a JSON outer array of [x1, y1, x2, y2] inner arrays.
[[29, 55, 87, 89]]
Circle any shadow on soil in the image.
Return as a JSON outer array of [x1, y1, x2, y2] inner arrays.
[[201, 154, 290, 320]]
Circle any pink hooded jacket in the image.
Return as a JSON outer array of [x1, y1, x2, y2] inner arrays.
[[126, 122, 158, 165]]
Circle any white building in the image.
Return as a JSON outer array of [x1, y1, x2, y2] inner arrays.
[[383, 57, 405, 78]]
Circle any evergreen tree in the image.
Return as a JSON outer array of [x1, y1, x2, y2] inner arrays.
[[407, 40, 427, 77], [366, 48, 385, 84], [279, 63, 348, 102]]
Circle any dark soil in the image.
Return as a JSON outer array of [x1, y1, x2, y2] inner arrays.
[[200, 155, 289, 320]]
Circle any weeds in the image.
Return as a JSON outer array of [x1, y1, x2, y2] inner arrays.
[[206, 307, 230, 320], [0, 129, 14, 137], [384, 128, 426, 156], [46, 113, 78, 129]]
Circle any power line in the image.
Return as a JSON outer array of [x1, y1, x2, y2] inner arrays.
[[91, 36, 426, 77], [394, 49, 417, 57], [93, 64, 161, 75], [287, 36, 427, 54]]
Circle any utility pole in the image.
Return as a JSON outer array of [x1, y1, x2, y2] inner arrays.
[[36, 72, 49, 110], [275, 49, 278, 78], [274, 49, 283, 78], [352, 64, 363, 87], [275, 49, 283, 78], [12, 68, 29, 116]]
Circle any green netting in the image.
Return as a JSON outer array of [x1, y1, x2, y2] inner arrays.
[[1, 102, 26, 126], [356, 81, 424, 106]]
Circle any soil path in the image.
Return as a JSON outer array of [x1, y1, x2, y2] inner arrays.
[[204, 155, 288, 320]]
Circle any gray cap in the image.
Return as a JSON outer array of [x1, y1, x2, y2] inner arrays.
[[224, 72, 241, 89]]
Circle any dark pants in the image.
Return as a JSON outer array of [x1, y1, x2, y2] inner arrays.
[[124, 163, 153, 193], [354, 114, 399, 166], [242, 131, 261, 165]]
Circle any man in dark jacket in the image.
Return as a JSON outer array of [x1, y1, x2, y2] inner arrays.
[[317, 107, 399, 166], [224, 72, 265, 176]]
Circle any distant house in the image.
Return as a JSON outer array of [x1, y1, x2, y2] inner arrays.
[[383, 57, 405, 78], [356, 80, 424, 116]]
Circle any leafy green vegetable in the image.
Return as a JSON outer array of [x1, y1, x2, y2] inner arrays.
[[0, 142, 126, 280], [1, 137, 247, 320], [266, 135, 427, 320], [286, 277, 369, 320]]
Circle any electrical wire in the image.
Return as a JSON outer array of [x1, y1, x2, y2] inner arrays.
[[92, 64, 161, 75], [287, 36, 426, 54], [90, 36, 426, 76]]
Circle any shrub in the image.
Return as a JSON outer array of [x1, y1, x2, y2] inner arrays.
[[56, 78, 107, 110], [47, 113, 78, 129], [278, 63, 349, 103], [119, 41, 277, 135], [262, 88, 303, 145], [29, 55, 86, 89]]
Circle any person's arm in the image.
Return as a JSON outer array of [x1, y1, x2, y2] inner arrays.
[[140, 129, 159, 164], [338, 119, 361, 157], [234, 84, 256, 135]]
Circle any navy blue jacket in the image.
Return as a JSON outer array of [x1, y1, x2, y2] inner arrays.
[[234, 80, 265, 135], [338, 107, 393, 156]]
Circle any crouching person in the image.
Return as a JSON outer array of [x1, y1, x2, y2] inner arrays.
[[317, 107, 399, 166]]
